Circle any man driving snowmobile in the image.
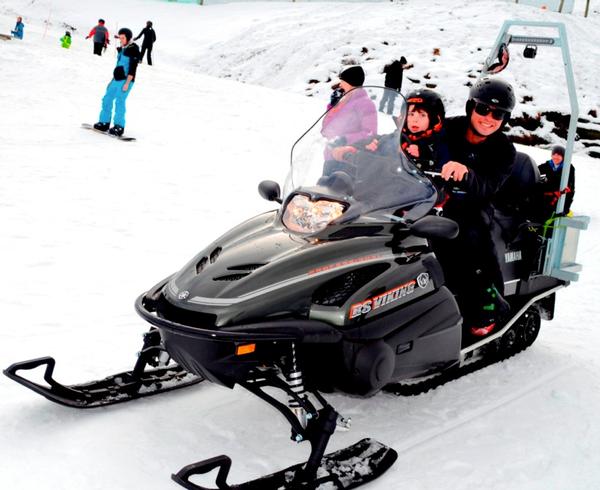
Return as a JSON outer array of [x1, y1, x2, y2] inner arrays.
[[435, 77, 516, 337]]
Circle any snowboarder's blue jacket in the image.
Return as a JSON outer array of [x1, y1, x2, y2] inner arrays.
[[112, 43, 140, 82], [11, 21, 24, 39]]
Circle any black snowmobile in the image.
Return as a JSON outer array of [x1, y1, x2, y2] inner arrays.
[[5, 21, 589, 490]]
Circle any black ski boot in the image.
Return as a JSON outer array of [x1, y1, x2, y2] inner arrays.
[[109, 125, 125, 137], [93, 122, 110, 132], [469, 284, 510, 337]]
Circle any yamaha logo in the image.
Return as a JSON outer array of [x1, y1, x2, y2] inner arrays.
[[417, 272, 429, 289], [178, 290, 190, 300]]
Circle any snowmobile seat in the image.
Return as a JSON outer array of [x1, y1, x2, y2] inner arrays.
[[494, 151, 541, 217], [492, 151, 541, 244], [492, 152, 545, 288]]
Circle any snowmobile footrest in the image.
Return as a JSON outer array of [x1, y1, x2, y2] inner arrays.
[[171, 438, 397, 490], [4, 356, 202, 408]]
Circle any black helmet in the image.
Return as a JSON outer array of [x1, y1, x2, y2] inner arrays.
[[551, 144, 565, 157], [118, 28, 133, 42], [405, 89, 445, 129], [467, 76, 516, 114]]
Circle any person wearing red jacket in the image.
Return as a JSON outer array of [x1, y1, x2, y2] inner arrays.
[[86, 19, 109, 56]]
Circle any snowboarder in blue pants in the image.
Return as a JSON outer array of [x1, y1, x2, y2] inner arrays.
[[94, 28, 140, 137]]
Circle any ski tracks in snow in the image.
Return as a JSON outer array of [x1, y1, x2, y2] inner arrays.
[[390, 362, 576, 457]]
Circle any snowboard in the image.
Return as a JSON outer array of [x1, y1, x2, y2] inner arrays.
[[82, 123, 136, 141], [0, 34, 12, 41]]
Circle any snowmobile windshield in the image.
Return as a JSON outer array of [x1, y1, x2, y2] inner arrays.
[[284, 86, 437, 230]]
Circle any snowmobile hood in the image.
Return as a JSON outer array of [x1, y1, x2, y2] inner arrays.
[[163, 210, 402, 326]]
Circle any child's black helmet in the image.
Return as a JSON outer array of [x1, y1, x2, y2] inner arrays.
[[467, 76, 516, 114], [405, 89, 446, 129], [118, 28, 133, 42]]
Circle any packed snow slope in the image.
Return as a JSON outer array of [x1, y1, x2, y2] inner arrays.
[[1, 2, 600, 490], [2, 0, 600, 121]]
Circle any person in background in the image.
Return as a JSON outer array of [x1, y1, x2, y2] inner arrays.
[[379, 57, 408, 114], [93, 28, 140, 137], [11, 16, 24, 40], [86, 19, 109, 56], [322, 66, 377, 150], [537, 144, 575, 216], [60, 31, 72, 49], [134, 21, 157, 66]]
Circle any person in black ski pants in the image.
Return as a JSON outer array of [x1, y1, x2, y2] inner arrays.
[[379, 57, 408, 114], [434, 77, 517, 338], [134, 21, 157, 65], [537, 144, 575, 218], [86, 19, 109, 56]]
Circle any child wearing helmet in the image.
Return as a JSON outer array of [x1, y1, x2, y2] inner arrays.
[[401, 89, 451, 172], [434, 77, 517, 338], [92, 28, 140, 137]]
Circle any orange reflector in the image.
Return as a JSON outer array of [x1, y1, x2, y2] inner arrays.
[[236, 343, 256, 356]]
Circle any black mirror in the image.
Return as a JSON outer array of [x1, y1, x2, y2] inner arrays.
[[410, 215, 459, 240], [523, 44, 537, 59], [486, 43, 510, 74], [258, 180, 282, 203]]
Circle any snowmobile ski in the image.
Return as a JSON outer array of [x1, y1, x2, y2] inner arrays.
[[172, 438, 397, 490], [3, 329, 203, 408], [81, 123, 136, 141]]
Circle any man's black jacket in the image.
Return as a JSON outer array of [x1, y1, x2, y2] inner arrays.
[[135, 27, 156, 46], [443, 116, 516, 216]]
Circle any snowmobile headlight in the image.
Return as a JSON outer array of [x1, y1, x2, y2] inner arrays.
[[282, 194, 346, 234]]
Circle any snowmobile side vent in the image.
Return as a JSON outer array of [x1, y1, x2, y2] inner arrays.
[[312, 264, 389, 307], [227, 263, 266, 271], [210, 247, 222, 264], [195, 257, 208, 274], [213, 273, 251, 281]]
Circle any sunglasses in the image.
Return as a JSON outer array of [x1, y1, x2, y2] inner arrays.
[[473, 102, 508, 121]]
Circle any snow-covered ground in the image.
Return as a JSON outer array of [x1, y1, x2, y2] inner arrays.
[[1, 1, 599, 489]]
